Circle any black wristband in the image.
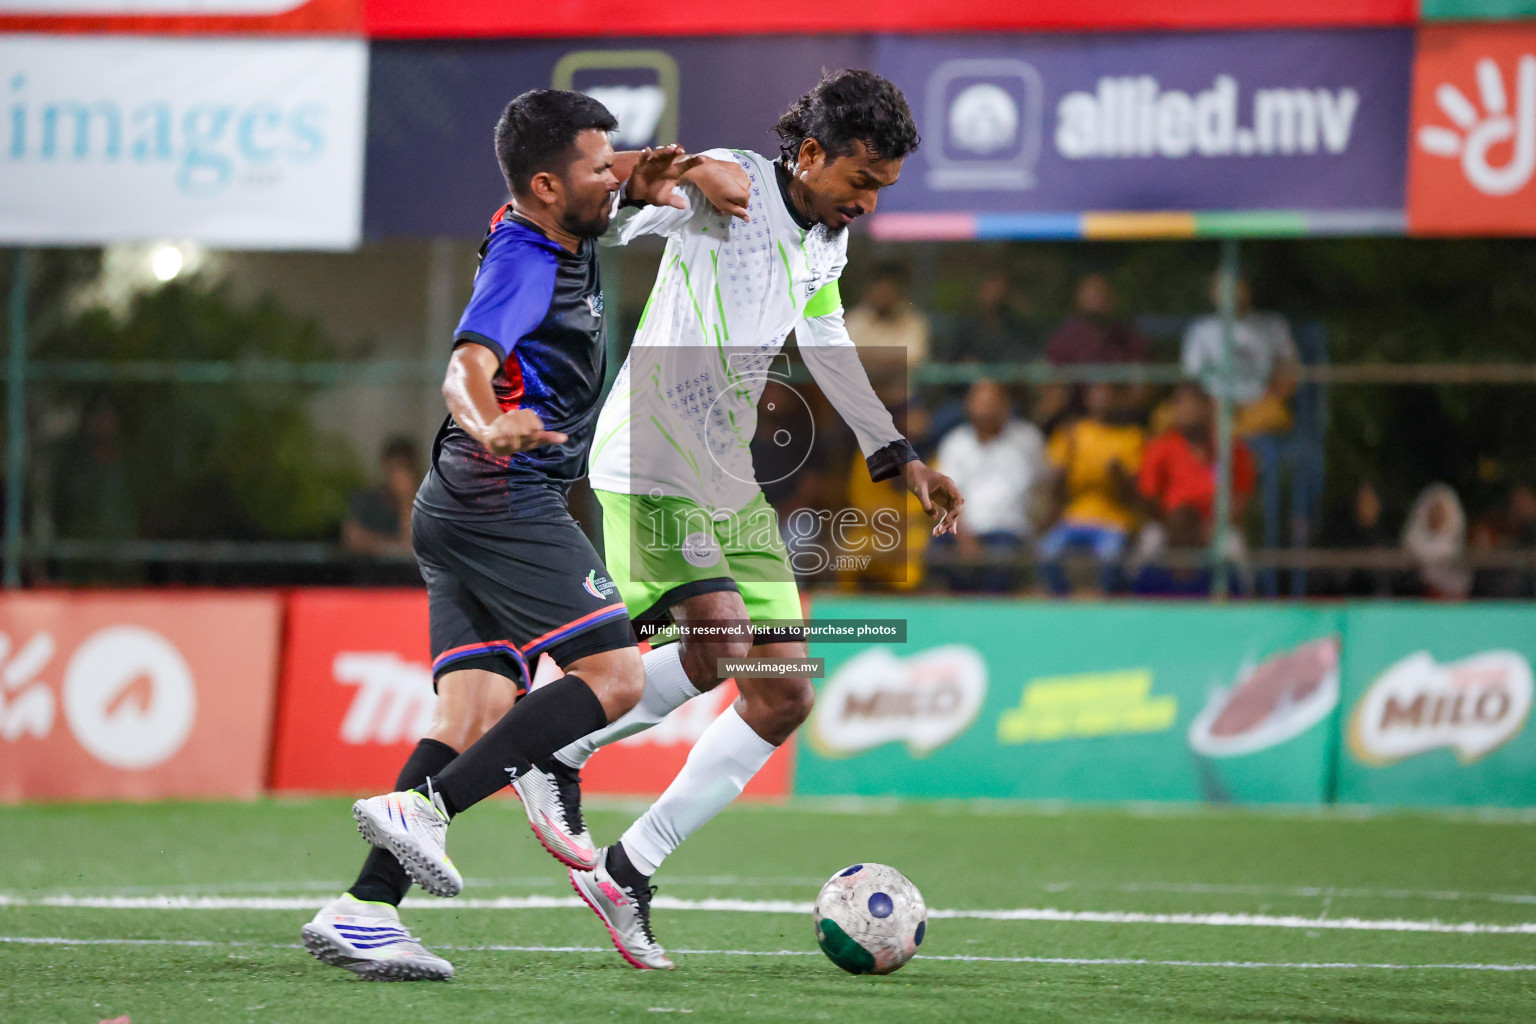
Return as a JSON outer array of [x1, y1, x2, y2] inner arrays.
[[866, 438, 920, 482]]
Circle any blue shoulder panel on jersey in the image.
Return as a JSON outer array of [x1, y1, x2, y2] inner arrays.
[[452, 220, 562, 362]]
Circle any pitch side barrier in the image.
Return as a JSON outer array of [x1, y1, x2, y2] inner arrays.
[[1, 590, 1533, 806]]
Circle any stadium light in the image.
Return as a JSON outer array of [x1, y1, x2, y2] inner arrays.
[[151, 244, 185, 282]]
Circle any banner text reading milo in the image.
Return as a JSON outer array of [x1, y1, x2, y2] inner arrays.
[[800, 598, 1342, 804], [1338, 604, 1536, 807]]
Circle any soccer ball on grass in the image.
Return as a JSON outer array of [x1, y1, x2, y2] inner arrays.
[[812, 863, 927, 975]]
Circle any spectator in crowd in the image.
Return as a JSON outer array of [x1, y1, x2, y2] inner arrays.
[[838, 449, 931, 591], [1036, 382, 1144, 595], [1180, 272, 1300, 438], [1042, 273, 1150, 432], [343, 436, 422, 557], [1471, 482, 1536, 597], [1133, 383, 1255, 591], [1045, 273, 1150, 367], [929, 380, 1048, 592], [1321, 479, 1396, 597], [1403, 482, 1471, 599], [845, 261, 931, 401], [945, 271, 1040, 365]]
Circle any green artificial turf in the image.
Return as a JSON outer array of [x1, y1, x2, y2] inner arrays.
[[2, 798, 1533, 1023]]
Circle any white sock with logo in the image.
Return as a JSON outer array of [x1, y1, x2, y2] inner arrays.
[[553, 643, 700, 770], [617, 704, 776, 876]]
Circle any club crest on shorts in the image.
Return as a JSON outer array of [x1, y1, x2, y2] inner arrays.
[[583, 569, 617, 600], [586, 292, 604, 319]]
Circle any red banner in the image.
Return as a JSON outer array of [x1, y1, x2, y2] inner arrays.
[[269, 589, 791, 798], [269, 589, 433, 793], [365, 0, 1412, 39], [0, 592, 282, 802], [0, 0, 359, 34], [1408, 25, 1536, 235]]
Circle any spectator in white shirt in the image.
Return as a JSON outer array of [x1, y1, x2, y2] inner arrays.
[[929, 379, 1047, 592], [1180, 273, 1299, 437]]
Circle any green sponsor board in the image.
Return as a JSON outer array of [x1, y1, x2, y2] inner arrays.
[[799, 598, 1342, 804], [1421, 0, 1536, 19], [1336, 604, 1536, 807]]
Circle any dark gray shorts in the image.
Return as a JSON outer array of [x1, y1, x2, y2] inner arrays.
[[413, 508, 634, 692]]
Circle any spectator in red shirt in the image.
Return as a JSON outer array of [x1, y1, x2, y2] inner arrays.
[[1133, 384, 1254, 595], [1139, 383, 1255, 526]]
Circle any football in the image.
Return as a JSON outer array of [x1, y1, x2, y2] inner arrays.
[[812, 863, 928, 975]]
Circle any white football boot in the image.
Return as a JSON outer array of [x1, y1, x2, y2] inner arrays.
[[352, 789, 462, 898], [301, 894, 454, 981], [514, 760, 598, 870], [569, 848, 674, 970]]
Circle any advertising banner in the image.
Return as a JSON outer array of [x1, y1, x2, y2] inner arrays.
[[871, 29, 1413, 229], [1420, 0, 1536, 19], [0, 592, 282, 802], [269, 589, 435, 793], [1336, 604, 1536, 807], [1407, 25, 1536, 235], [270, 590, 790, 797], [365, 38, 869, 237], [798, 598, 1343, 804], [0, 0, 359, 34], [364, 0, 1412, 40], [0, 36, 368, 250]]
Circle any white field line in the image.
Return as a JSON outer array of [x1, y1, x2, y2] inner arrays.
[[1, 935, 1533, 972], [4, 893, 1536, 935], [11, 877, 1536, 906]]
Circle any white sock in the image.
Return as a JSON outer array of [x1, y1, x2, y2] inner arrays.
[[618, 705, 776, 876], [553, 643, 700, 770]]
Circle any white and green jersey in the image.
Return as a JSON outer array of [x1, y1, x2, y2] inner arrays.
[[590, 149, 909, 513]]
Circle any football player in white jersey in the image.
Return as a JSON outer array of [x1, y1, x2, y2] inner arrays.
[[514, 69, 964, 969]]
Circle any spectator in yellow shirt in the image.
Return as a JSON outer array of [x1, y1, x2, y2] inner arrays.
[[1037, 383, 1145, 594]]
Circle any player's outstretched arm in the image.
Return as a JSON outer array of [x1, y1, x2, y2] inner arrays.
[[799, 309, 965, 536], [442, 342, 567, 456]]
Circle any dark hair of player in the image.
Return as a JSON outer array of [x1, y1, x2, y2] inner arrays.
[[494, 89, 619, 197], [774, 69, 921, 165]]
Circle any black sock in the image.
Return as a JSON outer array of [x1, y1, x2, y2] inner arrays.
[[347, 737, 458, 906], [607, 841, 650, 891], [423, 675, 608, 818]]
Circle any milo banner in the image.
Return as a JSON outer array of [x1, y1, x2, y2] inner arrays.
[[799, 598, 1344, 804], [1336, 604, 1536, 807]]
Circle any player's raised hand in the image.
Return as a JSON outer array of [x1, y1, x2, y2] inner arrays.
[[684, 157, 751, 221], [483, 408, 567, 456], [626, 145, 700, 211], [903, 461, 965, 536]]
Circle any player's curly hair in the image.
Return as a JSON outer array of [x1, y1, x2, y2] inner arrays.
[[775, 69, 920, 165], [495, 89, 619, 196]]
